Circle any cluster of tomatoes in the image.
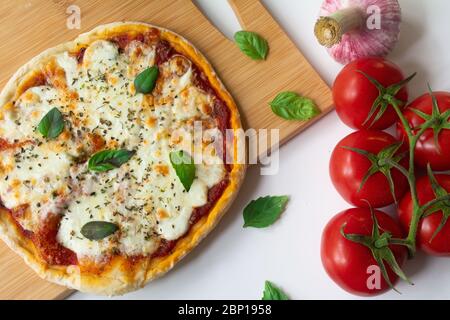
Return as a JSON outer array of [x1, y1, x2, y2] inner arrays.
[[321, 57, 450, 296]]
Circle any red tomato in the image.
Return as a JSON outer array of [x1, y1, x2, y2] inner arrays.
[[397, 92, 450, 171], [333, 57, 408, 130], [398, 174, 450, 256], [330, 130, 409, 208], [321, 208, 407, 296]]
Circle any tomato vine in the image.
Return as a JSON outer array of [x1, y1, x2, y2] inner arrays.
[[344, 73, 450, 286], [386, 89, 450, 255]]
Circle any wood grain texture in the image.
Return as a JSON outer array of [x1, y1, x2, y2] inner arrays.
[[0, 0, 332, 299]]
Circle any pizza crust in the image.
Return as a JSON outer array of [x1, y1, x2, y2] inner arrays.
[[0, 22, 246, 296]]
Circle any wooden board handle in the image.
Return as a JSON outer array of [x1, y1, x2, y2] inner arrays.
[[223, 0, 333, 152], [228, 0, 271, 30]]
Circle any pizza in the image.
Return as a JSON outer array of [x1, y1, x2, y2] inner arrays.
[[0, 22, 245, 295]]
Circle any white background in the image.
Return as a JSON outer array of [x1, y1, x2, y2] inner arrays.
[[71, 0, 450, 300]]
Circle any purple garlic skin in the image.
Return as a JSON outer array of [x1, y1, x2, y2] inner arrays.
[[319, 0, 402, 64]]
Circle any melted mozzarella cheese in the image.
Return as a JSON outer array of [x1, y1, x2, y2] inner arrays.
[[82, 40, 119, 74], [58, 190, 114, 258], [0, 38, 226, 260], [172, 86, 209, 121], [59, 47, 144, 150], [0, 86, 60, 141], [56, 52, 79, 86], [162, 66, 193, 98], [0, 143, 72, 230], [125, 41, 156, 77]]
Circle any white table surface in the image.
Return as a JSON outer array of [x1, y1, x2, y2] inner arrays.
[[71, 0, 450, 300]]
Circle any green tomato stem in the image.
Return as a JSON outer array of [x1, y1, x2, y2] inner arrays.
[[389, 238, 415, 252], [390, 101, 419, 203], [390, 98, 450, 257], [389, 100, 434, 256], [419, 194, 450, 216]]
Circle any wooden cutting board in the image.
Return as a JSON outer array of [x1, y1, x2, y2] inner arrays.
[[0, 0, 332, 299]]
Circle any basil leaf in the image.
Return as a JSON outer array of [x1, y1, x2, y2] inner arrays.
[[270, 92, 320, 121], [81, 221, 119, 240], [234, 31, 269, 60], [262, 281, 289, 300], [88, 149, 135, 172], [37, 107, 64, 139], [243, 195, 288, 228], [134, 66, 159, 94], [169, 150, 195, 192]]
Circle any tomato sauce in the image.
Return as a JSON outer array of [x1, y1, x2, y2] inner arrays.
[[0, 138, 32, 151], [4, 205, 33, 239], [16, 72, 47, 97], [190, 179, 230, 225], [155, 40, 174, 65], [111, 33, 145, 51], [0, 138, 14, 151], [76, 47, 86, 64], [32, 214, 78, 266], [110, 30, 159, 51], [1, 203, 77, 265], [151, 239, 177, 258]]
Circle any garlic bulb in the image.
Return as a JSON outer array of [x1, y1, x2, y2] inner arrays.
[[314, 0, 401, 64]]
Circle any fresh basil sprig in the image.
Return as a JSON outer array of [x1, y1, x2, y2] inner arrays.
[[234, 31, 269, 60], [169, 150, 196, 192], [37, 107, 65, 139], [262, 281, 289, 300], [88, 149, 135, 172], [134, 66, 159, 94], [270, 92, 320, 121], [243, 195, 289, 228], [81, 221, 119, 240]]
